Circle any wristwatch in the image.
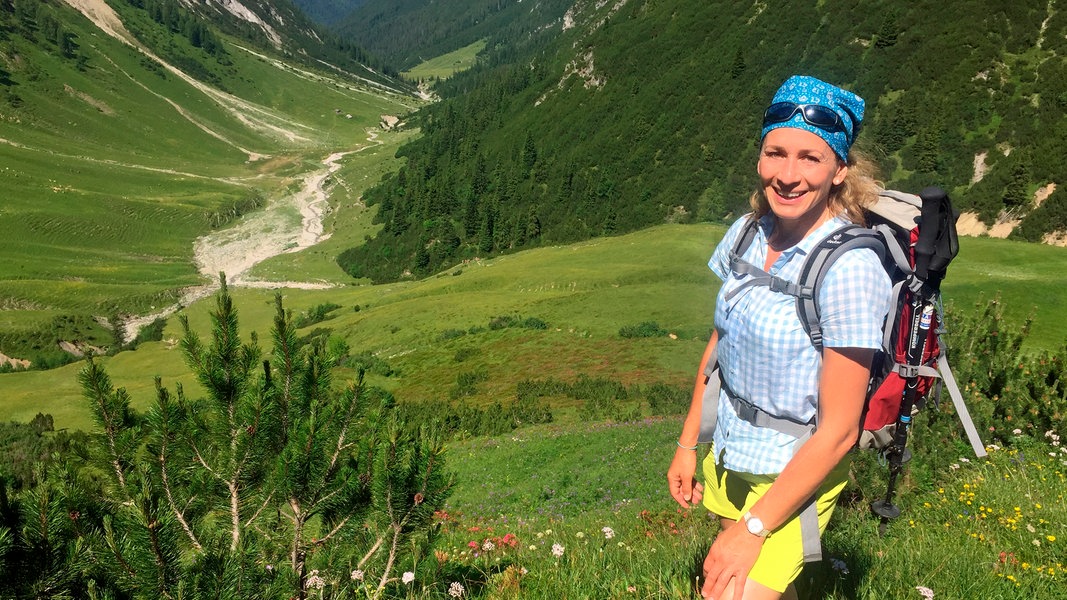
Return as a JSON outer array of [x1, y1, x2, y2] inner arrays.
[[743, 511, 771, 538]]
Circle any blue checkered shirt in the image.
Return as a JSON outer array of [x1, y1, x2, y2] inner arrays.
[[708, 214, 892, 475]]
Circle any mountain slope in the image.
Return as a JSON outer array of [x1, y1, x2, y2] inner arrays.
[[0, 0, 416, 369], [335, 0, 1067, 284], [328, 0, 574, 70]]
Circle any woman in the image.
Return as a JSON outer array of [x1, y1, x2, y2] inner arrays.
[[666, 75, 892, 600]]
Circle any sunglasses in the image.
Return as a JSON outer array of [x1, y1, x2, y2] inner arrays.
[[763, 102, 854, 142]]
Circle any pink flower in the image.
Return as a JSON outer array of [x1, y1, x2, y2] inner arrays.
[[915, 585, 934, 599]]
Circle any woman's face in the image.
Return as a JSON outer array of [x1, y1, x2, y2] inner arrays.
[[757, 127, 848, 232]]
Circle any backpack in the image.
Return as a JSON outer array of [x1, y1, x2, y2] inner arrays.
[[697, 187, 987, 556]]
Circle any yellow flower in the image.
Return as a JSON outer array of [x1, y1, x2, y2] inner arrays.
[[1048, 535, 1057, 542]]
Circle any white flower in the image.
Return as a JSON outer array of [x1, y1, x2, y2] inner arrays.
[[351, 569, 364, 581], [482, 540, 496, 551], [551, 543, 565, 557], [915, 585, 934, 599], [448, 581, 465, 598], [1013, 428, 1023, 435], [305, 570, 325, 590], [528, 545, 538, 550], [575, 531, 585, 539], [402, 571, 415, 585], [602, 526, 615, 539]]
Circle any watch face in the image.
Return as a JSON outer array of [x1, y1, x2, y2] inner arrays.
[[746, 517, 764, 535]]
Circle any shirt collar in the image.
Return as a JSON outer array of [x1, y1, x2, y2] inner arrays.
[[757, 214, 850, 259]]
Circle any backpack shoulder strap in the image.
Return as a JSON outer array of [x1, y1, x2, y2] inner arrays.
[[794, 225, 888, 351], [725, 218, 810, 302]]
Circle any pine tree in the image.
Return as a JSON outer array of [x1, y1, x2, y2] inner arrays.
[[76, 277, 453, 598]]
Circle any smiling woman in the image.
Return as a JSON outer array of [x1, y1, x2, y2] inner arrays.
[[667, 75, 890, 600]]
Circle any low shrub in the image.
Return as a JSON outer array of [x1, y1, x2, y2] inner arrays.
[[619, 321, 667, 338]]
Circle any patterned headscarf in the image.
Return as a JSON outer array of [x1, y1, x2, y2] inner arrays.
[[761, 75, 865, 162]]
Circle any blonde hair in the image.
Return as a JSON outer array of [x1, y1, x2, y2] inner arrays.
[[748, 147, 882, 226]]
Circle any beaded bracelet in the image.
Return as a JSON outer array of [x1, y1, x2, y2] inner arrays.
[[676, 440, 698, 451]]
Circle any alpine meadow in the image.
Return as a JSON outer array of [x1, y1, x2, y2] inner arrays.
[[1, 1, 1066, 599]]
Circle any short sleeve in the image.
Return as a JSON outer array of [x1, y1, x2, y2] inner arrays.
[[817, 247, 893, 349]]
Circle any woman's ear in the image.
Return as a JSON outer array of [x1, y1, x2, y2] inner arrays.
[[833, 163, 849, 186]]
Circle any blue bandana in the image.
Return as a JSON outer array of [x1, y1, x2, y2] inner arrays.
[[761, 75, 865, 162]]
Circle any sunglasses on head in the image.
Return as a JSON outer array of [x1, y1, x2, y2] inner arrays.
[[763, 102, 853, 142]]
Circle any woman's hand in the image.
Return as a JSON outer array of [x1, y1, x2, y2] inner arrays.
[[700, 520, 764, 600], [667, 446, 703, 508]]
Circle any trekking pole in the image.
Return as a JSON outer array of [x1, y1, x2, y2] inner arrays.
[[870, 300, 936, 535]]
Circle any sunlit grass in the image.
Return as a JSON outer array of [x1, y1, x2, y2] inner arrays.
[[422, 419, 1066, 599], [402, 39, 488, 82]]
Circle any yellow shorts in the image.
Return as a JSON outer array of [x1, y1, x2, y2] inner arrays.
[[701, 452, 850, 593]]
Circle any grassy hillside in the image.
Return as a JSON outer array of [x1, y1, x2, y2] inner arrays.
[[402, 39, 488, 83], [433, 418, 1066, 599], [0, 0, 417, 367], [3, 218, 1065, 430]]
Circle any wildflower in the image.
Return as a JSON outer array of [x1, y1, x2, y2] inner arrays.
[[402, 572, 415, 585], [1049, 535, 1057, 542], [627, 585, 637, 592], [306, 570, 325, 590], [448, 582, 465, 598], [1013, 429, 1022, 435], [266, 564, 274, 572], [575, 531, 585, 539], [915, 585, 935, 599], [602, 526, 616, 539], [552, 543, 565, 557], [529, 545, 538, 550], [351, 569, 364, 581], [950, 464, 960, 470], [482, 540, 496, 552]]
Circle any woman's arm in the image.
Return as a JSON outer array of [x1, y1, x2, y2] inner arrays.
[[700, 345, 873, 600], [667, 330, 718, 508], [743, 345, 872, 528]]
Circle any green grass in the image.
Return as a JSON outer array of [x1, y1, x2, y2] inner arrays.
[[425, 419, 1066, 599], [942, 235, 1067, 349], [3, 221, 1067, 430], [402, 39, 488, 82], [0, 9, 420, 363]]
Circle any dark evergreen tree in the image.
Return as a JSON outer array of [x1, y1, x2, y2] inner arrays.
[[69, 278, 453, 599]]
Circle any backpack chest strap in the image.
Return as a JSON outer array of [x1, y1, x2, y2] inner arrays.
[[725, 253, 813, 302]]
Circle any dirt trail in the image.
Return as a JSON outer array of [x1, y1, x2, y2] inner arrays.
[[119, 147, 368, 342], [56, 0, 381, 342]]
